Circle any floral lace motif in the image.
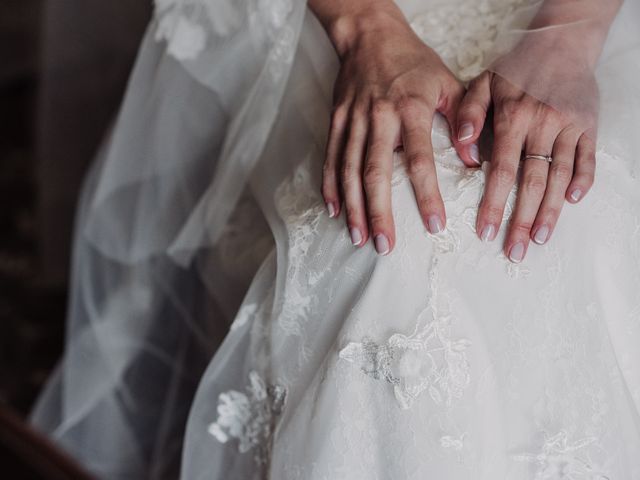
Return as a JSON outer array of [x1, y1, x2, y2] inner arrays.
[[208, 371, 287, 466], [153, 0, 296, 75], [410, 0, 529, 80], [274, 158, 335, 364], [339, 258, 472, 409], [153, 0, 207, 60], [513, 431, 610, 480]]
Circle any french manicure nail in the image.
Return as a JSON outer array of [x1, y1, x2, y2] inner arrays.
[[458, 122, 474, 142], [427, 214, 444, 234], [374, 234, 390, 255], [326, 202, 336, 218], [469, 143, 481, 165], [350, 227, 363, 246], [480, 224, 495, 242], [509, 242, 525, 263], [570, 188, 582, 202], [533, 225, 549, 245]]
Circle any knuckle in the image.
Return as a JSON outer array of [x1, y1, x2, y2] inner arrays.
[[459, 103, 483, 121], [417, 194, 441, 213], [498, 98, 522, 119], [367, 211, 389, 228], [491, 164, 517, 186], [331, 104, 349, 126], [370, 99, 394, 120], [548, 162, 573, 184], [321, 183, 335, 201], [511, 221, 534, 235], [498, 101, 532, 130], [535, 103, 560, 124], [395, 95, 427, 117], [322, 159, 337, 175], [340, 162, 359, 183], [540, 205, 561, 220], [363, 163, 386, 188], [406, 153, 432, 177], [522, 173, 548, 195], [575, 173, 594, 189], [345, 205, 362, 222], [482, 204, 506, 222]]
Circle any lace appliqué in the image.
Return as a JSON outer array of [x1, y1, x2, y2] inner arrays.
[[410, 0, 528, 81], [153, 0, 296, 74], [339, 259, 471, 409], [273, 158, 334, 364], [392, 141, 528, 280], [153, 0, 207, 60], [208, 371, 287, 465], [513, 431, 610, 480]]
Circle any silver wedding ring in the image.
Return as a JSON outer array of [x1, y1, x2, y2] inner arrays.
[[524, 154, 553, 163]]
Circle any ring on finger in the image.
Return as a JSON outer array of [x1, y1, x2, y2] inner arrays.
[[523, 153, 553, 163]]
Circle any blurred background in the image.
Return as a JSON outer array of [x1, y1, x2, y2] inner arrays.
[[0, 0, 151, 419]]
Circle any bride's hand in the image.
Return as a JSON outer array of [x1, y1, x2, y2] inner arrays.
[[316, 4, 470, 255], [454, 66, 598, 264], [449, 0, 621, 264]]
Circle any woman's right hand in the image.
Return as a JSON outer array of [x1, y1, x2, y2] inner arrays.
[[313, 1, 476, 255]]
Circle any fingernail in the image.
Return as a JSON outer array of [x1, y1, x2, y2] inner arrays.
[[480, 224, 495, 242], [326, 202, 336, 218], [350, 227, 363, 246], [533, 224, 549, 245], [427, 214, 444, 234], [374, 234, 390, 255], [570, 188, 582, 202], [469, 143, 481, 165], [509, 242, 525, 263], [458, 122, 474, 142]]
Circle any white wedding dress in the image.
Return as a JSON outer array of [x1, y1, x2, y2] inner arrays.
[[31, 0, 640, 479]]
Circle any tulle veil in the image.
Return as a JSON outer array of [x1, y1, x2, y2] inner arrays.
[[30, 0, 640, 477]]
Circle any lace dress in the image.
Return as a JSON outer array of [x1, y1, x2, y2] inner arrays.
[[180, 1, 640, 478], [31, 0, 640, 478]]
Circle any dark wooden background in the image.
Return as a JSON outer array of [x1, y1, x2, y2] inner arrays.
[[0, 0, 151, 416]]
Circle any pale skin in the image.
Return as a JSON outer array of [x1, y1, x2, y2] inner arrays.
[[309, 0, 621, 262]]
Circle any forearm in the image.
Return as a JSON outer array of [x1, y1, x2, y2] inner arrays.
[[531, 0, 622, 68], [308, 0, 407, 57]]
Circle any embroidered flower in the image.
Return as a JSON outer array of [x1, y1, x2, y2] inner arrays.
[[208, 371, 287, 465], [410, 0, 529, 80], [513, 431, 609, 479], [153, 1, 207, 60], [339, 306, 471, 410]]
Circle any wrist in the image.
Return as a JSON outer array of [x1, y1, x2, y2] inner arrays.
[[313, 3, 407, 58], [529, 3, 620, 70]]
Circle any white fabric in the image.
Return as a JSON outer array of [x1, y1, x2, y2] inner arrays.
[[31, 0, 640, 478]]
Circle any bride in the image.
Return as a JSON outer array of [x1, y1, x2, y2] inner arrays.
[[31, 0, 640, 478]]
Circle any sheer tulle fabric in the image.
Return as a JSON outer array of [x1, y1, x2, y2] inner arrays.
[[31, 0, 640, 479]]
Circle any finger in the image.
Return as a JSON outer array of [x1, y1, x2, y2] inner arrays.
[[438, 77, 479, 167], [363, 100, 400, 255], [566, 132, 596, 203], [322, 103, 350, 218], [504, 126, 556, 263], [454, 72, 492, 166], [531, 127, 580, 245], [341, 104, 370, 247], [400, 99, 447, 237], [476, 106, 527, 243]]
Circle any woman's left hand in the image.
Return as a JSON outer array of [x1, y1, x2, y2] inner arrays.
[[453, 69, 598, 263]]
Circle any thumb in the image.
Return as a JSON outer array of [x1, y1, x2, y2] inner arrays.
[[453, 72, 492, 166]]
